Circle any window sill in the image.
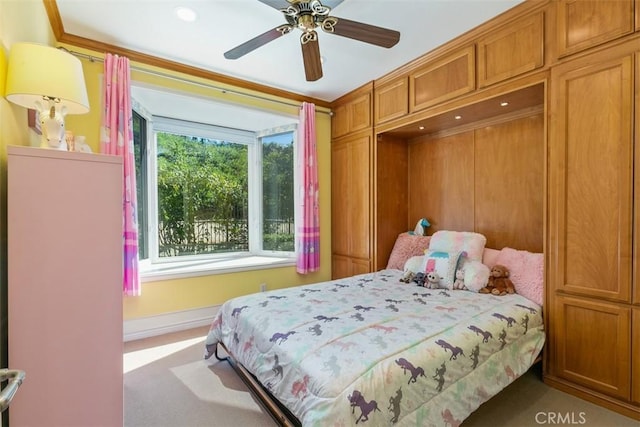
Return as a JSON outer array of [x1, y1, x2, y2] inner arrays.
[[140, 254, 296, 282]]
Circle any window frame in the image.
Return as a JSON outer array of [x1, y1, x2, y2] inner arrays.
[[133, 104, 298, 278]]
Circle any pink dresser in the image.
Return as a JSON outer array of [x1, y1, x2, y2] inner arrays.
[[7, 146, 123, 426]]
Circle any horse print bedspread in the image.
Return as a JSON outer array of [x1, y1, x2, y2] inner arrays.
[[204, 269, 545, 426]]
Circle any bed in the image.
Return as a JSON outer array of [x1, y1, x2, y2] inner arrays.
[[204, 232, 545, 426]]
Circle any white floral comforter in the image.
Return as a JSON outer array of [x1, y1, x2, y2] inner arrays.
[[205, 269, 545, 426]]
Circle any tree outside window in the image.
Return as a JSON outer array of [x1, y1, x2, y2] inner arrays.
[[133, 111, 296, 263]]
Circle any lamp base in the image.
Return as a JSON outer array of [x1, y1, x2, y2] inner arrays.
[[40, 140, 68, 151], [37, 102, 68, 151]]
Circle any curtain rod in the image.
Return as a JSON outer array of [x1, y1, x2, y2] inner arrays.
[[60, 47, 333, 116]]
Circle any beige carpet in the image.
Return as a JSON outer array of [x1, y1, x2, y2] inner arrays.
[[124, 327, 637, 427]]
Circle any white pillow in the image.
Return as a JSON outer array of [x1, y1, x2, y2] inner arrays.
[[403, 255, 425, 273], [420, 250, 463, 289], [461, 259, 491, 292], [428, 230, 487, 262]]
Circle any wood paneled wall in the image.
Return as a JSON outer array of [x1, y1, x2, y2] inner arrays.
[[407, 113, 544, 252], [408, 132, 475, 233]]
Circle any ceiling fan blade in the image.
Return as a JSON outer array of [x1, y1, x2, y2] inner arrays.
[[328, 17, 400, 48], [224, 26, 289, 59], [301, 37, 323, 81]]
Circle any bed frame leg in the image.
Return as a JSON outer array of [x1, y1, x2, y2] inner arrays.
[[213, 343, 229, 362], [214, 342, 299, 427]]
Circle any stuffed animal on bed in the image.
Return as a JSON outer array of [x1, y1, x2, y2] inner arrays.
[[479, 264, 515, 296], [425, 271, 441, 289], [412, 272, 426, 286], [452, 268, 467, 290], [400, 270, 416, 283]]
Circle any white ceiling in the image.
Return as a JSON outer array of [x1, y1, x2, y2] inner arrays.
[[55, 0, 524, 103]]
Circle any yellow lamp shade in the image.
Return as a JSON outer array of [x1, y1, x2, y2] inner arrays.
[[5, 42, 89, 114]]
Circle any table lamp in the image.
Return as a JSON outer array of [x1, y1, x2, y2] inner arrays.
[[5, 42, 89, 150]]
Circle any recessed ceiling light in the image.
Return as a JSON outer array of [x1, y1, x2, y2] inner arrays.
[[454, 115, 462, 120], [175, 6, 197, 22], [419, 126, 425, 130], [500, 101, 509, 107]]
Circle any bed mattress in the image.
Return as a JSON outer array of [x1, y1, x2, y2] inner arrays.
[[205, 269, 545, 426]]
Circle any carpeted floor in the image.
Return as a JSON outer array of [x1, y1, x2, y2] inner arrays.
[[124, 327, 638, 427]]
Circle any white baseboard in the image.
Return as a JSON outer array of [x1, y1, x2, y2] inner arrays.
[[124, 305, 220, 342]]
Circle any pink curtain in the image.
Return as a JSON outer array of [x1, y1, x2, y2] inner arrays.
[[100, 54, 140, 296], [296, 102, 320, 273]]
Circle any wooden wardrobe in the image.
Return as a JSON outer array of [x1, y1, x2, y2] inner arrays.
[[546, 5, 640, 419], [330, 0, 640, 421]]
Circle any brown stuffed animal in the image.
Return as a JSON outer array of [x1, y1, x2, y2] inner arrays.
[[479, 264, 515, 296]]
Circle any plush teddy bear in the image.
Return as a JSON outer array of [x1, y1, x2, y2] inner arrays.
[[479, 264, 515, 296], [452, 268, 467, 290], [425, 271, 441, 289]]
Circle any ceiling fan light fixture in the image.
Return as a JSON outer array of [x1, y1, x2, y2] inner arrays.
[[175, 6, 197, 22], [225, 0, 400, 81]]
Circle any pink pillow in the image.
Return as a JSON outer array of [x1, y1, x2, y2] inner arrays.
[[494, 247, 544, 306], [386, 233, 432, 270], [482, 247, 500, 267]]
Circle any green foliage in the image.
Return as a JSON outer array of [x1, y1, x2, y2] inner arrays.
[[156, 133, 248, 256], [154, 132, 295, 257], [262, 138, 294, 252]]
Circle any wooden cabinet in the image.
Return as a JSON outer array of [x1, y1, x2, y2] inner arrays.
[[550, 48, 634, 303], [477, 11, 544, 88], [374, 76, 408, 124], [409, 45, 475, 113], [331, 255, 370, 280], [556, 0, 635, 58], [553, 296, 631, 399], [331, 131, 372, 279], [547, 39, 639, 417], [633, 308, 640, 405], [331, 86, 372, 139], [7, 146, 123, 427]]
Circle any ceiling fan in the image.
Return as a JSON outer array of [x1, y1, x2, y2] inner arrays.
[[224, 0, 401, 81]]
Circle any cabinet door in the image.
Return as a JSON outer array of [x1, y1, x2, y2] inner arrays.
[[553, 296, 631, 400], [348, 93, 372, 134], [633, 308, 640, 405], [331, 133, 372, 262], [549, 48, 634, 302], [332, 103, 349, 138], [374, 76, 408, 124], [332, 255, 371, 280], [556, 0, 634, 58], [332, 93, 372, 138], [409, 45, 475, 113], [477, 11, 544, 88]]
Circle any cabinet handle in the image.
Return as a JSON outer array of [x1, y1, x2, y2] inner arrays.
[[0, 369, 25, 412]]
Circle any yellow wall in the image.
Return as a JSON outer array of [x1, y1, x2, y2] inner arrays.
[[0, 1, 332, 322], [1, 0, 56, 149], [61, 50, 333, 320]]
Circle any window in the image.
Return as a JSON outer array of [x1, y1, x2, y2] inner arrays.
[[133, 97, 297, 276], [261, 132, 295, 252]]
